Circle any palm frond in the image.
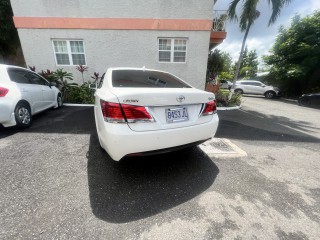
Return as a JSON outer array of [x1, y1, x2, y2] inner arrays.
[[268, 0, 292, 26], [239, 0, 259, 31], [228, 0, 242, 21]]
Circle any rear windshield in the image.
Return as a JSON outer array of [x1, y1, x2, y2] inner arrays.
[[112, 70, 191, 88]]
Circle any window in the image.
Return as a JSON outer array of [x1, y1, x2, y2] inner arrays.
[[7, 69, 31, 84], [251, 82, 262, 86], [52, 40, 86, 65], [26, 72, 49, 86], [158, 38, 187, 63], [112, 70, 191, 88], [242, 81, 262, 86]]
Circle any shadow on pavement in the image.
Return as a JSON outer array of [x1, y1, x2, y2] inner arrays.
[[217, 109, 320, 142], [2, 106, 220, 223], [0, 106, 95, 139], [86, 133, 219, 223]]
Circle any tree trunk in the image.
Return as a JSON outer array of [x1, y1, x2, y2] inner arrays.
[[232, 23, 252, 90]]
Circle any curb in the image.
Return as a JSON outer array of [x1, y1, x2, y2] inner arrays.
[[217, 106, 241, 111], [63, 103, 94, 107]]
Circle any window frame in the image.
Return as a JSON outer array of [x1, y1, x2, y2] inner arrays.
[[52, 39, 87, 66], [26, 72, 50, 86], [158, 38, 188, 63]]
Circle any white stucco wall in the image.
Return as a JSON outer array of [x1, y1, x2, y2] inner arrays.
[[11, 0, 213, 19], [12, 0, 215, 89], [17, 29, 210, 89]]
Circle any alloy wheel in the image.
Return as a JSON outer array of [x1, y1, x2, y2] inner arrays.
[[18, 107, 31, 125]]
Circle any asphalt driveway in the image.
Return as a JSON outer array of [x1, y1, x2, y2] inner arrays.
[[1, 99, 320, 239]]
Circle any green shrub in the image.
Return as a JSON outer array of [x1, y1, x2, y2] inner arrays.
[[64, 82, 95, 104], [215, 89, 241, 107]]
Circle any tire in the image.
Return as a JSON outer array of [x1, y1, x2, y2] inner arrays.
[[299, 98, 311, 107], [234, 89, 243, 94], [265, 91, 275, 99], [14, 102, 32, 128], [56, 94, 63, 109]]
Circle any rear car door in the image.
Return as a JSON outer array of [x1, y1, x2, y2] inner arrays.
[[242, 81, 257, 94]]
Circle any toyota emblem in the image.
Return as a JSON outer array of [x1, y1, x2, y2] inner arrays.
[[176, 95, 185, 102]]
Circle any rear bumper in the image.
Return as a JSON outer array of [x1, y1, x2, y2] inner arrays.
[[127, 139, 209, 157], [97, 114, 219, 161], [0, 99, 16, 127]]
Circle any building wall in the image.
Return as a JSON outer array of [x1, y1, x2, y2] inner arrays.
[[11, 0, 213, 19], [11, 0, 214, 89], [18, 29, 210, 89]]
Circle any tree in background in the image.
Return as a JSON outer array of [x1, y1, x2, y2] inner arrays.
[[207, 49, 234, 82], [227, 0, 292, 89], [263, 11, 320, 96], [0, 0, 24, 65], [240, 49, 259, 78]]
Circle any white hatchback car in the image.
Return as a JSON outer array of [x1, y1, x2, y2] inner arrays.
[[0, 64, 62, 128], [92, 67, 219, 161]]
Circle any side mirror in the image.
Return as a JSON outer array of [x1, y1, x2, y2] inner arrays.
[[89, 83, 97, 89]]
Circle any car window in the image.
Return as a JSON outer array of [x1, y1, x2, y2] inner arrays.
[[7, 69, 31, 84], [241, 81, 261, 86], [112, 70, 191, 88], [27, 72, 49, 86], [251, 82, 262, 86]]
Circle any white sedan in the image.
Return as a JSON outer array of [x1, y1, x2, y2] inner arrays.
[[0, 64, 62, 128], [92, 68, 219, 161]]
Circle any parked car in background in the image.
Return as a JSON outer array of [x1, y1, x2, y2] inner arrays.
[[233, 80, 280, 99], [92, 67, 219, 161], [0, 64, 62, 128], [219, 80, 232, 90], [298, 93, 320, 108]]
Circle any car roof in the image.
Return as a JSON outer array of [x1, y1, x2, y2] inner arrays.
[[108, 67, 170, 74], [0, 64, 28, 71]]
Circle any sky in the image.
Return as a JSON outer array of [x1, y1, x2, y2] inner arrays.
[[213, 0, 320, 69]]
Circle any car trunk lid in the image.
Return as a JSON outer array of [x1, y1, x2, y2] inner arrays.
[[110, 87, 216, 132]]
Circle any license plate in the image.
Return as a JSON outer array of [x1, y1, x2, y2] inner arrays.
[[166, 107, 189, 123]]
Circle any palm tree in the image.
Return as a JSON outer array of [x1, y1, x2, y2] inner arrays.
[[227, 0, 292, 88], [52, 68, 76, 99]]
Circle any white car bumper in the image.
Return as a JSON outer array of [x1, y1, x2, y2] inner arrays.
[[0, 99, 16, 127], [97, 114, 219, 161]]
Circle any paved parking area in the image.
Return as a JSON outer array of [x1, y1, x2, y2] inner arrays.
[[1, 99, 320, 239]]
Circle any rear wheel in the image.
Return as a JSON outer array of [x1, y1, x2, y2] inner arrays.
[[234, 89, 243, 94], [299, 98, 311, 106], [265, 91, 275, 99], [14, 102, 32, 128]]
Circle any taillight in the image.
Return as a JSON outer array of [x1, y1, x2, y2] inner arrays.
[[201, 101, 216, 116], [100, 100, 126, 123], [0, 87, 9, 97], [100, 100, 153, 123], [121, 104, 154, 123]]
